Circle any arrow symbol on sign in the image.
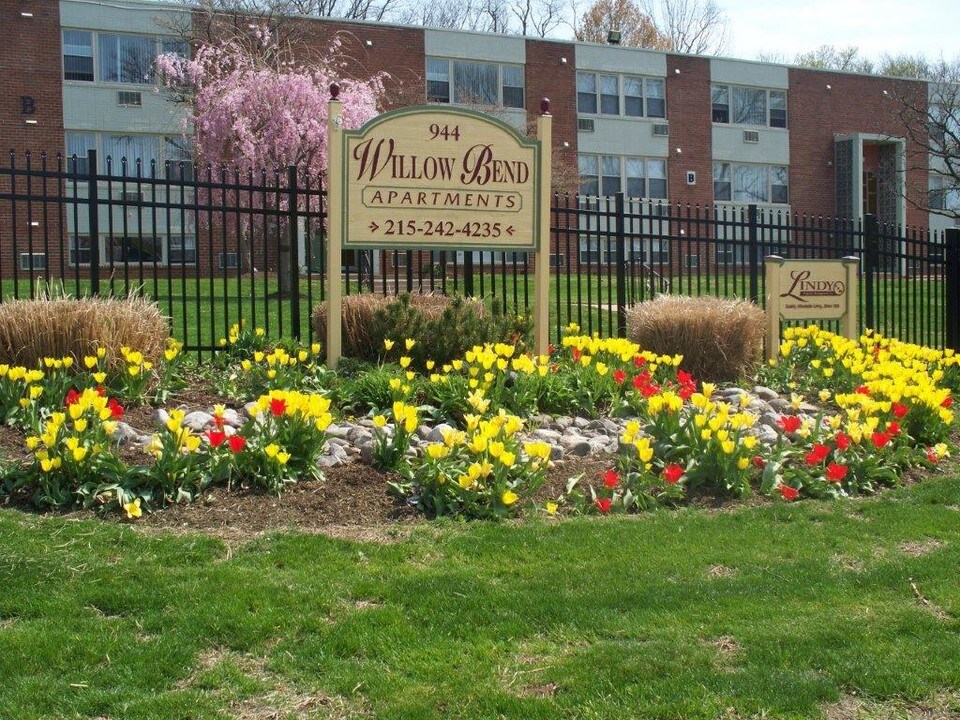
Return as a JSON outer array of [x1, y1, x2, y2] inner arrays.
[[369, 221, 380, 232], [506, 226, 515, 236]]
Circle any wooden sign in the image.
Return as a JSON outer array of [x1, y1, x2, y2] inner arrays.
[[341, 106, 540, 251], [326, 94, 552, 367], [765, 256, 859, 360]]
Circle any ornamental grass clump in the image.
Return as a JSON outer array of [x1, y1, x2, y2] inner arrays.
[[626, 295, 764, 382], [0, 296, 170, 369]]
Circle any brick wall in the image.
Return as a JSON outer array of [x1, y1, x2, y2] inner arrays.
[[665, 54, 713, 208], [787, 68, 928, 227], [0, 0, 66, 282]]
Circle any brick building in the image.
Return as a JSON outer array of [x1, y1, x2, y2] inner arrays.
[[0, 0, 952, 279]]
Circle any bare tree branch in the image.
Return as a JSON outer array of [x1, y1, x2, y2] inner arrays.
[[640, 0, 728, 55]]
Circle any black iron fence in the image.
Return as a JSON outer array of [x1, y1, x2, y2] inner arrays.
[[0, 150, 956, 355]]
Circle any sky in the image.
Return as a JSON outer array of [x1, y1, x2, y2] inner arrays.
[[721, 0, 960, 63]]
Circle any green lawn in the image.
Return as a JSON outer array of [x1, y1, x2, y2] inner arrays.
[[1, 270, 946, 355], [1, 477, 959, 718]]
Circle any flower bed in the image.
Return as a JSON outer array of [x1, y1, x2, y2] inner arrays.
[[0, 320, 955, 521]]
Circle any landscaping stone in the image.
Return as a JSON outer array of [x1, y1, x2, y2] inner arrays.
[[183, 411, 214, 431], [326, 423, 350, 439], [112, 422, 140, 444], [533, 428, 562, 442], [220, 408, 244, 427], [427, 423, 453, 443], [152, 408, 170, 427], [754, 386, 779, 401]]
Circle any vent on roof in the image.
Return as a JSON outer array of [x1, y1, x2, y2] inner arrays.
[[652, 123, 669, 137], [117, 91, 142, 107], [577, 117, 595, 132], [743, 129, 760, 144]]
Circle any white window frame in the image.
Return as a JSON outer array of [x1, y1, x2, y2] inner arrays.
[[425, 57, 525, 109], [61, 28, 187, 86], [68, 234, 196, 267], [710, 84, 787, 129], [577, 71, 666, 119], [713, 162, 789, 205], [578, 153, 668, 200]]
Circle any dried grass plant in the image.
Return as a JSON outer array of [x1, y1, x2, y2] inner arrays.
[[0, 293, 170, 368], [626, 295, 765, 382]]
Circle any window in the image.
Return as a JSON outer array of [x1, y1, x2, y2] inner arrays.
[[577, 72, 597, 114], [169, 235, 197, 265], [624, 76, 643, 117], [713, 162, 731, 201], [218, 252, 240, 270], [69, 235, 91, 265], [600, 75, 619, 114], [164, 136, 194, 181], [426, 58, 449, 103], [454, 60, 497, 105], [107, 236, 162, 264], [577, 72, 666, 118], [930, 176, 960, 212], [426, 58, 524, 109], [19, 253, 46, 271], [99, 33, 157, 84], [646, 79, 665, 118], [65, 132, 96, 175], [63, 30, 93, 81], [502, 65, 524, 108], [102, 135, 160, 174], [578, 155, 599, 197], [580, 154, 668, 199], [713, 162, 789, 204], [711, 84, 787, 128], [733, 87, 766, 126], [711, 85, 729, 123], [769, 90, 787, 128]]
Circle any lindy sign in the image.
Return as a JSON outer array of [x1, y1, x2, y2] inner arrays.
[[764, 256, 859, 361], [341, 106, 540, 250]]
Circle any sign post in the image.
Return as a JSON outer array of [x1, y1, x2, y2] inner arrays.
[[535, 100, 552, 356], [765, 256, 859, 361], [326, 100, 550, 367], [326, 84, 343, 366]]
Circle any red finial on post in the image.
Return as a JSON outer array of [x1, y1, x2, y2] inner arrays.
[[330, 82, 341, 100], [540, 97, 551, 115]]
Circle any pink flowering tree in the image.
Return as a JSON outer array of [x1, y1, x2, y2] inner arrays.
[[155, 28, 386, 280]]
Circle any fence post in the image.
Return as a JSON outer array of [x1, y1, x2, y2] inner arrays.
[[615, 192, 627, 337], [286, 166, 301, 342], [86, 149, 100, 297], [946, 228, 960, 351], [748, 203, 759, 303], [463, 252, 475, 296], [864, 213, 878, 331]]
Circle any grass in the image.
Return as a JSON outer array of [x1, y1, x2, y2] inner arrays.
[[1, 477, 959, 718], [0, 270, 946, 356]]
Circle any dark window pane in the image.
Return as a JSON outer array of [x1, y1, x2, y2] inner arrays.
[[770, 109, 787, 128], [625, 96, 643, 117], [578, 92, 597, 114], [646, 98, 665, 118], [627, 177, 645, 197], [714, 182, 731, 201], [502, 86, 524, 108], [648, 178, 668, 199]]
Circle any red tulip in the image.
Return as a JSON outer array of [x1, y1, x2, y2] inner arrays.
[[778, 484, 799, 501], [594, 497, 612, 513], [602, 468, 619, 489], [662, 464, 684, 485]]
